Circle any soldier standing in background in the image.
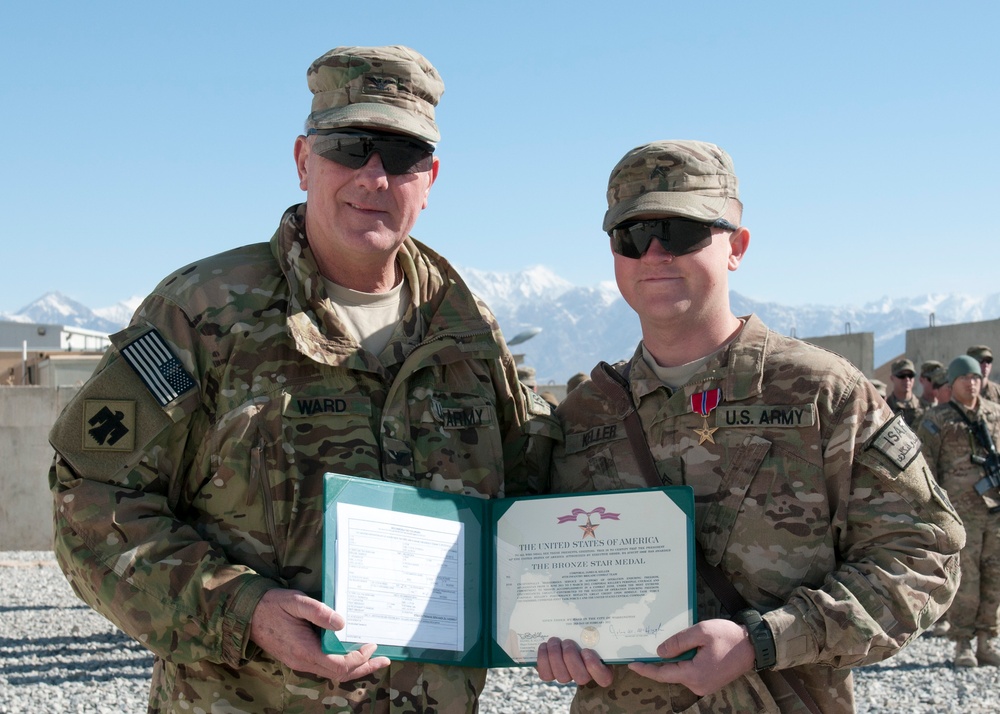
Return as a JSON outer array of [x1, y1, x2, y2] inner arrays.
[[47, 45, 557, 713], [535, 139, 962, 712], [918, 355, 1000, 667], [969, 345, 1000, 402], [919, 360, 945, 410], [886, 358, 925, 427]]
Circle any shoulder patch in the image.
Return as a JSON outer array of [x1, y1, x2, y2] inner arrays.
[[119, 329, 197, 407], [920, 418, 939, 436], [867, 413, 921, 470]]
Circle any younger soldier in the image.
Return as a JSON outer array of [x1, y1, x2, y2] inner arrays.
[[918, 355, 1000, 667], [919, 360, 945, 410], [536, 140, 963, 713]]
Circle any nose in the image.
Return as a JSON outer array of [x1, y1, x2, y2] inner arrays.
[[355, 153, 390, 190], [642, 237, 675, 262]]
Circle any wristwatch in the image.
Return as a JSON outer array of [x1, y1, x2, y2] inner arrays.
[[735, 608, 777, 671]]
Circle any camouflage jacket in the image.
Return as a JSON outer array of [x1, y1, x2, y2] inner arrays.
[[885, 393, 924, 428], [917, 398, 1000, 513], [49, 204, 559, 714], [981, 379, 1000, 404], [551, 315, 963, 714]]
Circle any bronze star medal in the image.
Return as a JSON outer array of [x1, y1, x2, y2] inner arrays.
[[691, 388, 722, 445]]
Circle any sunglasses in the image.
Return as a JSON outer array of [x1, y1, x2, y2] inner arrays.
[[307, 129, 434, 175], [609, 217, 740, 259]]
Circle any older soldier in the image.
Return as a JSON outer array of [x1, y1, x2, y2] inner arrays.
[[887, 358, 924, 427], [919, 356, 1000, 667], [920, 360, 945, 410], [536, 141, 963, 713], [48, 46, 557, 713], [969, 345, 1000, 402]]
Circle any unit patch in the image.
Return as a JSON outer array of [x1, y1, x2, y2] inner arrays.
[[868, 413, 920, 469], [82, 400, 135, 451], [716, 405, 815, 428]]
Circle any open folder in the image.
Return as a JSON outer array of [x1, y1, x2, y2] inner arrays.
[[322, 473, 695, 667]]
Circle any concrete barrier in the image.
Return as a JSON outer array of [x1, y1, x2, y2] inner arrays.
[[0, 387, 79, 550]]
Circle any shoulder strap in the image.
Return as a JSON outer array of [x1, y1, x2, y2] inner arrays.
[[590, 360, 822, 714]]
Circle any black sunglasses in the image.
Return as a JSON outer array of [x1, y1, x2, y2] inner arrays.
[[609, 217, 740, 259], [307, 129, 434, 175]]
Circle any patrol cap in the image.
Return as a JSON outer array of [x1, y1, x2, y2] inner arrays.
[[604, 140, 739, 232], [920, 360, 944, 378], [947, 355, 982, 384], [891, 358, 916, 378], [968, 345, 994, 362], [306, 45, 444, 144], [567, 371, 589, 393], [870, 378, 887, 398], [517, 365, 537, 389], [930, 367, 949, 388]]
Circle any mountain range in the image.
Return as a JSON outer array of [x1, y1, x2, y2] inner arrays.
[[4, 268, 999, 386]]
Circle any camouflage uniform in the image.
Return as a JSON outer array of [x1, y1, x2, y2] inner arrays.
[[552, 315, 963, 713], [917, 399, 1000, 641], [49, 203, 559, 714], [981, 379, 1000, 403], [885, 393, 924, 428]]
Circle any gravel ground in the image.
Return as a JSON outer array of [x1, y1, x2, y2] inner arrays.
[[2, 551, 998, 713]]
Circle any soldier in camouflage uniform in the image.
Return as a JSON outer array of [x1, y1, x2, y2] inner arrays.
[[919, 360, 945, 410], [534, 141, 963, 713], [48, 46, 558, 714], [968, 345, 1000, 402], [886, 358, 925, 427], [918, 355, 1000, 667]]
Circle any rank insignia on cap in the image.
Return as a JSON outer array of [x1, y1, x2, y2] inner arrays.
[[83, 400, 135, 451], [120, 329, 197, 407]]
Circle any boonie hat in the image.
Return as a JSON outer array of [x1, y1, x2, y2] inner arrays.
[[604, 140, 739, 232], [306, 45, 444, 144], [968, 345, 994, 362], [947, 355, 982, 384], [891, 358, 916, 378]]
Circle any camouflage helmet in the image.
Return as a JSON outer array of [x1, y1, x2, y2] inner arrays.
[[306, 45, 444, 144], [604, 140, 739, 232]]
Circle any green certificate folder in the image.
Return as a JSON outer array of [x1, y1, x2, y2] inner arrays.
[[322, 473, 696, 667]]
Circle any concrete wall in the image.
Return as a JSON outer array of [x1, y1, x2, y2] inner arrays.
[[802, 332, 875, 377], [905, 317, 1000, 371], [0, 386, 78, 550]]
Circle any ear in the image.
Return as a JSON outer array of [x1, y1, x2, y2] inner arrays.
[[293, 135, 310, 191], [421, 156, 440, 209], [728, 226, 750, 271]]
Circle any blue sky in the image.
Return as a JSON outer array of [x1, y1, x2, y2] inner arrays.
[[2, 1, 997, 313]]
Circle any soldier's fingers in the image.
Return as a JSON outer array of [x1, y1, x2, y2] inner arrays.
[[536, 642, 556, 681], [580, 648, 614, 688], [325, 643, 391, 682], [281, 590, 344, 630], [540, 637, 574, 683]]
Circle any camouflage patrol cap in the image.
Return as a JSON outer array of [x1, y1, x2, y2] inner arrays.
[[603, 140, 739, 232], [306, 45, 444, 144], [517, 365, 537, 389], [968, 345, 994, 362], [920, 360, 945, 378], [891, 358, 916, 378], [947, 355, 982, 383], [870, 378, 887, 398], [930, 367, 949, 388]]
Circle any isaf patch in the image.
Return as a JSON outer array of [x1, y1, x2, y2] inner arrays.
[[119, 329, 197, 407], [82, 400, 135, 451], [868, 414, 921, 469]]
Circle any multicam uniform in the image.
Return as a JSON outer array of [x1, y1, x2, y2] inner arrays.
[[981, 379, 1000, 403], [886, 393, 924, 428], [48, 204, 558, 714], [552, 316, 963, 714], [917, 399, 1000, 641]]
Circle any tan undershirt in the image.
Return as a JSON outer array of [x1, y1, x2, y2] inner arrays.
[[323, 275, 410, 356], [641, 318, 746, 391]]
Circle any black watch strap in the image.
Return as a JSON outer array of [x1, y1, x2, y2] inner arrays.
[[735, 608, 777, 671]]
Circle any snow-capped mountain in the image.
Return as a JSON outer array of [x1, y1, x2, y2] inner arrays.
[[4, 278, 999, 386]]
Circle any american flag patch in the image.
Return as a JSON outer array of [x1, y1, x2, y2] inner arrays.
[[120, 329, 197, 407]]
